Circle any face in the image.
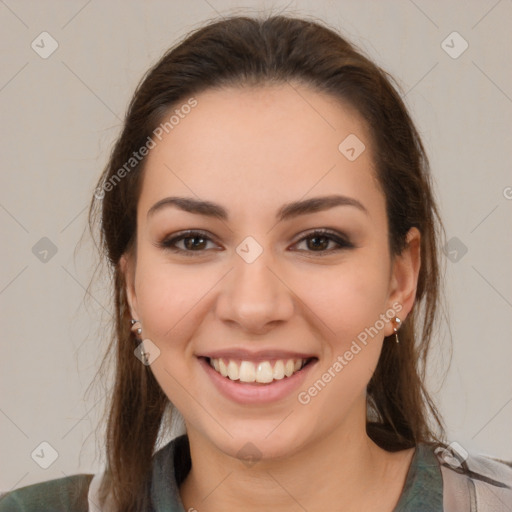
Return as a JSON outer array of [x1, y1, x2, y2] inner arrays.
[[122, 84, 420, 462]]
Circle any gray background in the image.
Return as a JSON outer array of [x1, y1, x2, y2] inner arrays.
[[1, 0, 511, 490]]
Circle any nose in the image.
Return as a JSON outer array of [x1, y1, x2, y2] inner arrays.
[[215, 247, 295, 334]]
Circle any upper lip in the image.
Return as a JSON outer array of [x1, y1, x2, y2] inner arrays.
[[198, 349, 317, 362]]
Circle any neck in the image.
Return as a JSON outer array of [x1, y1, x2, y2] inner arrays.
[[179, 417, 412, 512]]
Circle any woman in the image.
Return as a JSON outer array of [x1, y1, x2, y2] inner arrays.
[[1, 14, 510, 512]]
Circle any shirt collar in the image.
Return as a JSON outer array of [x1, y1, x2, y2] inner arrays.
[[150, 436, 443, 512]]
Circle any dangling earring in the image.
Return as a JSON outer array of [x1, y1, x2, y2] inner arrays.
[[393, 317, 401, 344], [131, 318, 142, 338]]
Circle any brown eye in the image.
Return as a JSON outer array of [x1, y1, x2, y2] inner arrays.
[[158, 228, 354, 257], [181, 235, 208, 250], [306, 234, 330, 251], [293, 229, 354, 255], [159, 230, 218, 255]]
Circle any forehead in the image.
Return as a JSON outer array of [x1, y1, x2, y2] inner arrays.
[[138, 83, 382, 220]]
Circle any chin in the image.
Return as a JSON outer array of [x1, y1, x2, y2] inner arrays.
[[201, 419, 312, 463]]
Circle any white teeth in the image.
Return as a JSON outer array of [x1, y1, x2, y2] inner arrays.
[[227, 360, 239, 380], [256, 361, 273, 383], [239, 361, 256, 382], [218, 359, 228, 377], [209, 357, 307, 383], [273, 360, 285, 379]]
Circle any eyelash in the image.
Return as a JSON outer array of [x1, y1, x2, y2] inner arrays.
[[158, 229, 354, 257]]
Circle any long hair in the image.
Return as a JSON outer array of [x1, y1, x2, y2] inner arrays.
[[88, 14, 447, 511]]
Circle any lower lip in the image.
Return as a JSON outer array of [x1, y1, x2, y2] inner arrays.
[[198, 357, 316, 405]]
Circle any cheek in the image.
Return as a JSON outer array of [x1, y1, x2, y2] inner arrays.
[[133, 255, 214, 409], [294, 261, 391, 417], [134, 253, 211, 347], [135, 242, 391, 349], [298, 256, 391, 346]]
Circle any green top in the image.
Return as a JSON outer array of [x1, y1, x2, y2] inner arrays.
[[2, 436, 508, 511], [0, 473, 93, 512]]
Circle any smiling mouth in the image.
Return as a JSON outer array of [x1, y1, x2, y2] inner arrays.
[[205, 357, 316, 384]]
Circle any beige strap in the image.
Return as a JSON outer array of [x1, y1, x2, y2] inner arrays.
[[88, 471, 115, 512], [437, 445, 512, 512], [440, 463, 476, 511]]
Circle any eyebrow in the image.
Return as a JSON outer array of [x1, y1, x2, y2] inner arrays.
[[147, 194, 368, 221]]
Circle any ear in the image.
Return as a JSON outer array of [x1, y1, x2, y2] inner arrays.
[[384, 227, 421, 336], [120, 252, 139, 320]]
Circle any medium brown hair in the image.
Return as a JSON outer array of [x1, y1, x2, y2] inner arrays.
[[88, 14, 447, 511]]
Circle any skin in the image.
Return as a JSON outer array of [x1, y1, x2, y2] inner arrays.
[[121, 83, 421, 511]]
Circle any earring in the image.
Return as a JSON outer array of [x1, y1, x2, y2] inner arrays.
[[130, 318, 142, 337], [393, 317, 401, 344]]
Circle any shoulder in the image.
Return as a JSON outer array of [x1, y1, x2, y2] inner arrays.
[[433, 442, 512, 511], [0, 474, 93, 512], [394, 442, 512, 512]]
